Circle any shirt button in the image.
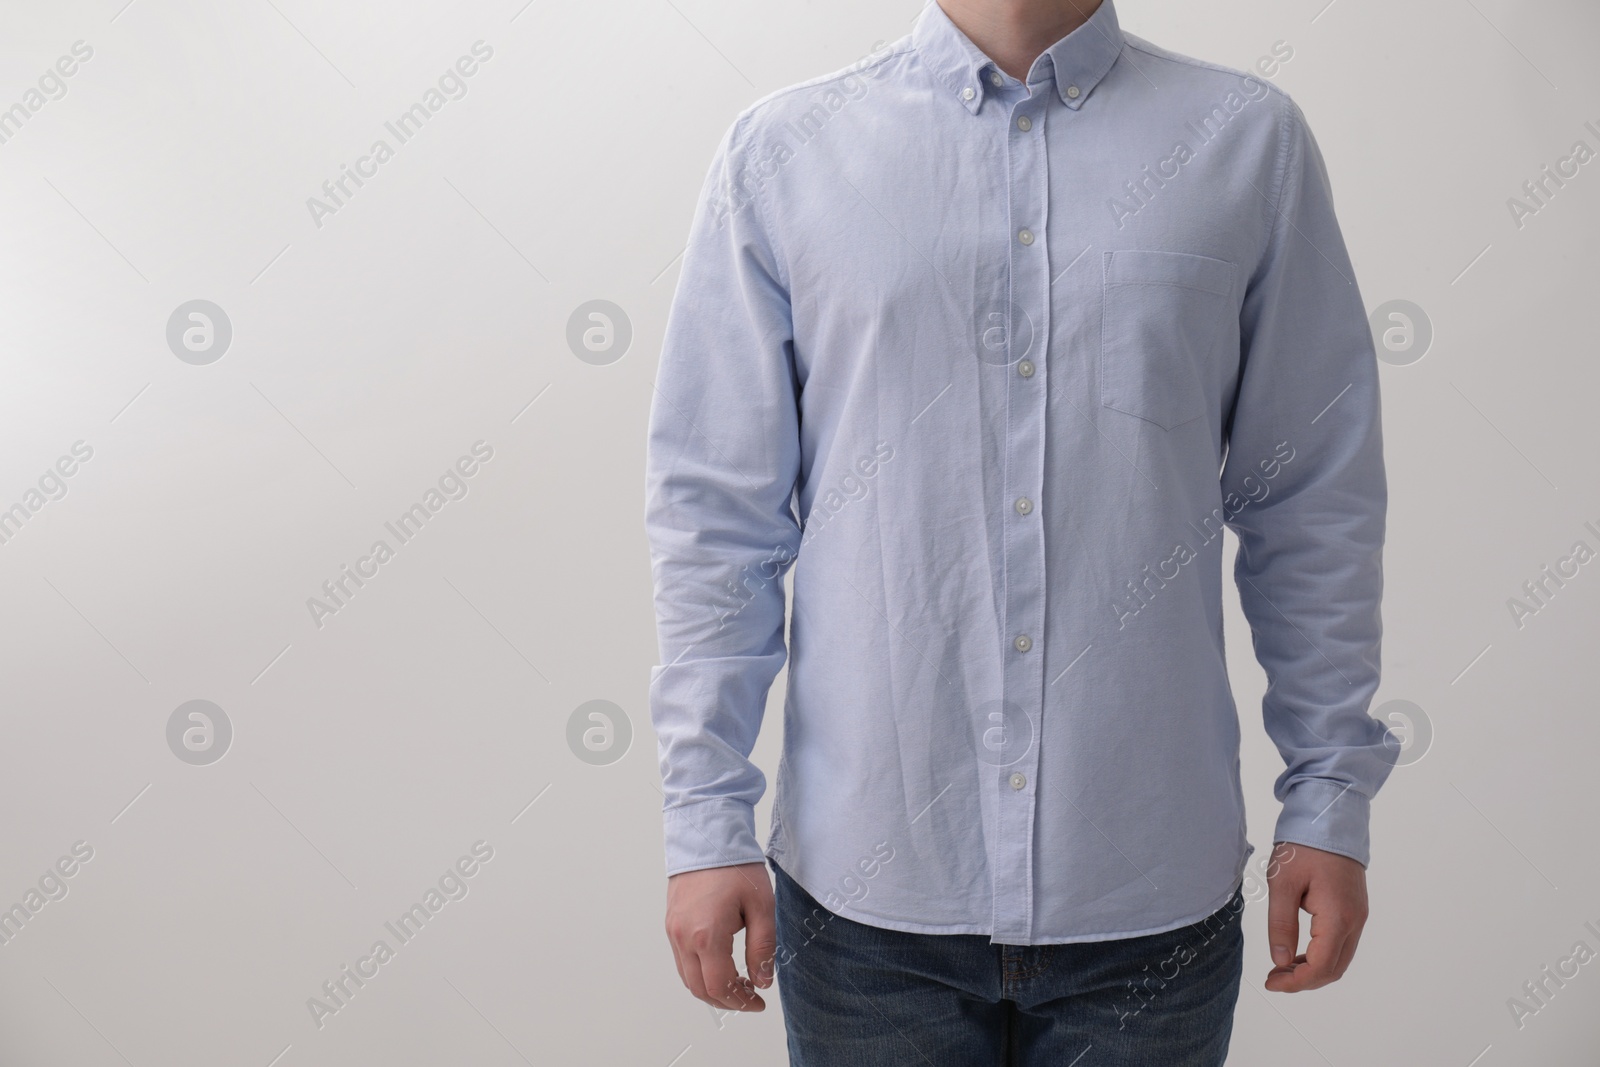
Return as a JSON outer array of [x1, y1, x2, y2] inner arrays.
[[1014, 634, 1032, 652], [961, 86, 975, 101], [1016, 115, 1032, 131], [1015, 496, 1033, 515], [1018, 229, 1034, 245], [989, 70, 1002, 86], [1017, 359, 1035, 378], [1010, 772, 1027, 790], [1066, 84, 1081, 99]]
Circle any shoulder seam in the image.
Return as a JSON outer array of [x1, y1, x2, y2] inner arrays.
[[1122, 37, 1293, 104], [727, 42, 913, 293], [1263, 92, 1300, 263], [725, 110, 793, 294], [739, 43, 913, 124]]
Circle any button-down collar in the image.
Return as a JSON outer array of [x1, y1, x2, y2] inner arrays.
[[910, 0, 1125, 114], [650, 0, 1389, 945]]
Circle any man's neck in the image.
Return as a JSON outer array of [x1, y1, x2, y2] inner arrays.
[[935, 0, 1104, 82]]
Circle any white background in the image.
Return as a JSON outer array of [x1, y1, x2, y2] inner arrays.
[[0, 0, 1596, 1063]]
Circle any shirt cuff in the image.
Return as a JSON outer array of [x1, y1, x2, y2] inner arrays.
[[1272, 778, 1373, 869], [663, 796, 766, 877]]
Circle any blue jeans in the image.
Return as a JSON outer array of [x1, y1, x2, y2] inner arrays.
[[771, 858, 1244, 1066]]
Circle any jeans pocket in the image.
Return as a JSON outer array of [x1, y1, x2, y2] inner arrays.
[[1100, 249, 1237, 430]]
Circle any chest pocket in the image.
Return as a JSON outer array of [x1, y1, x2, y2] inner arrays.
[[1100, 250, 1238, 430]]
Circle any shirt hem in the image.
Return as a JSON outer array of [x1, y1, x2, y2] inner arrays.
[[767, 841, 1249, 946]]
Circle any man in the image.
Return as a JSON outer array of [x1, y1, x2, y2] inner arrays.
[[644, 0, 1396, 1061]]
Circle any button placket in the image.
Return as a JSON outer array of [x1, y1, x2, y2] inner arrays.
[[992, 85, 1051, 944]]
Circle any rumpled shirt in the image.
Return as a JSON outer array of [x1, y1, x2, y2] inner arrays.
[[644, 0, 1395, 944]]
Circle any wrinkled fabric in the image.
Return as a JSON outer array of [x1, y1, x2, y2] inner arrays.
[[644, 0, 1395, 945]]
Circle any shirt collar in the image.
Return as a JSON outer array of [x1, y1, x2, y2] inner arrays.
[[910, 0, 1124, 115]]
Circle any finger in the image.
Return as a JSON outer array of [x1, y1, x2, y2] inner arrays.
[[677, 946, 711, 1004], [1296, 904, 1352, 990], [1330, 911, 1366, 979], [665, 928, 692, 993], [1269, 904, 1353, 993], [1264, 957, 1306, 993], [696, 942, 763, 1012], [745, 895, 779, 990], [1265, 865, 1303, 971], [667, 928, 711, 1004], [667, 921, 735, 1009]]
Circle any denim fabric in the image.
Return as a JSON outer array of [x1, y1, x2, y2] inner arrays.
[[772, 858, 1244, 1066]]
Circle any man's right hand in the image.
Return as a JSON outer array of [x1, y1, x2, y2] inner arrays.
[[665, 862, 777, 1012]]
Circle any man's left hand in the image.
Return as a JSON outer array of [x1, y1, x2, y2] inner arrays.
[[1264, 841, 1368, 992]]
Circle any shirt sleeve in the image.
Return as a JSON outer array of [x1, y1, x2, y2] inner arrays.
[[1222, 93, 1397, 869], [643, 114, 802, 877]]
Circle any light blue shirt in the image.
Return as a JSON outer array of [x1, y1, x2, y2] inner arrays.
[[644, 0, 1396, 944]]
